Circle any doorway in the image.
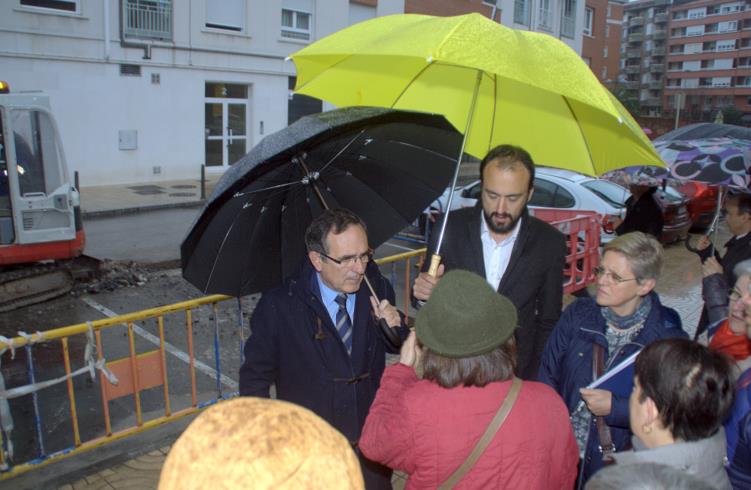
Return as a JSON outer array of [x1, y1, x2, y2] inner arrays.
[[204, 83, 249, 168]]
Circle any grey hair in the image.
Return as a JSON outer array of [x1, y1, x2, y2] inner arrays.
[[734, 258, 751, 279], [585, 463, 714, 490], [603, 231, 663, 281]]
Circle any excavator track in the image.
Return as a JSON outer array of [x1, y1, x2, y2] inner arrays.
[[0, 256, 101, 312]]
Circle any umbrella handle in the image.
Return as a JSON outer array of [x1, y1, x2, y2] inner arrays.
[[427, 254, 442, 277]]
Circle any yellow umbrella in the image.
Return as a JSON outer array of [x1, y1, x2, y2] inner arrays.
[[291, 13, 664, 274], [291, 12, 662, 175]]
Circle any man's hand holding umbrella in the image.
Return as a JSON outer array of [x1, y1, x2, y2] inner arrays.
[[413, 264, 445, 302]]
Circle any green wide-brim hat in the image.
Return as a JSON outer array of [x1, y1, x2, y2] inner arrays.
[[415, 269, 518, 358]]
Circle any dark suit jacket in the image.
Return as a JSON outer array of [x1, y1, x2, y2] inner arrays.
[[424, 206, 566, 379], [239, 260, 407, 489]]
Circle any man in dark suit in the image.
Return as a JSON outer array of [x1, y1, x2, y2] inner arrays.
[[413, 145, 566, 380], [239, 208, 408, 489]]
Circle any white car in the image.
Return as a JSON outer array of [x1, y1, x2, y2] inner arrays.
[[430, 167, 629, 242]]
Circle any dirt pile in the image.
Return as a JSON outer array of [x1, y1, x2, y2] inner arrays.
[[73, 260, 149, 294]]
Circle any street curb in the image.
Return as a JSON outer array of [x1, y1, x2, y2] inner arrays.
[[81, 200, 206, 220]]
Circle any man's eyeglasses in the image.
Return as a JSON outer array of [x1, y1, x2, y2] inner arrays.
[[319, 249, 374, 267], [593, 266, 638, 284]]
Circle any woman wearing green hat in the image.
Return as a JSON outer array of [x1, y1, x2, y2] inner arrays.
[[359, 269, 578, 489]]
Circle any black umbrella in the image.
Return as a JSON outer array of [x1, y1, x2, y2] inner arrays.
[[181, 107, 463, 296]]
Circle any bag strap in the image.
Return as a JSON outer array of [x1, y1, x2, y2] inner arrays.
[[437, 377, 522, 490], [592, 343, 616, 460]]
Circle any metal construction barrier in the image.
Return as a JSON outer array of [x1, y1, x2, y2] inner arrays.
[[0, 250, 427, 479], [531, 208, 601, 295]]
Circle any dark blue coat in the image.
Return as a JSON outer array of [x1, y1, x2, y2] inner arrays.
[[538, 292, 687, 483], [239, 259, 407, 489], [727, 368, 751, 489]]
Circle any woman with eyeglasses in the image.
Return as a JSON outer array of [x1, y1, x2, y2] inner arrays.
[[538, 232, 688, 487], [702, 259, 751, 488]]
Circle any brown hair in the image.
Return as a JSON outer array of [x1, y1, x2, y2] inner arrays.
[[421, 336, 516, 388]]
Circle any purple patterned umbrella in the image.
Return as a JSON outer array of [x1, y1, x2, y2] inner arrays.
[[605, 137, 751, 188]]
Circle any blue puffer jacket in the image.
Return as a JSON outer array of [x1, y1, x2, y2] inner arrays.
[[538, 292, 687, 483], [727, 368, 751, 489]]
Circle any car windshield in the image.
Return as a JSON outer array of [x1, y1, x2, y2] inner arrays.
[[581, 180, 628, 208]]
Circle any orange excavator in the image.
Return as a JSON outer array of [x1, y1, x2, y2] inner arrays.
[[0, 81, 93, 311]]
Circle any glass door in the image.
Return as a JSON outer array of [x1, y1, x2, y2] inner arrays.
[[204, 83, 249, 167]]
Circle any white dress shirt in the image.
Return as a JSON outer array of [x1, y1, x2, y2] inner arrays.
[[480, 210, 522, 291]]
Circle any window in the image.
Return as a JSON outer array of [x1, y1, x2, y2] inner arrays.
[[584, 7, 594, 36], [719, 21, 738, 32], [605, 24, 610, 38], [10, 109, 64, 196], [603, 46, 608, 57], [20, 0, 77, 12], [601, 66, 607, 79], [582, 181, 627, 208], [686, 25, 704, 37], [688, 7, 706, 19], [538, 0, 553, 29], [123, 0, 172, 41], [514, 0, 530, 25], [561, 0, 576, 38], [717, 40, 736, 51], [282, 9, 312, 40], [206, 0, 244, 32], [528, 179, 575, 208]]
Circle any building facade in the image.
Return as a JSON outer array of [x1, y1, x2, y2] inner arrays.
[[664, 0, 751, 121], [0, 0, 403, 186], [620, 0, 672, 116], [406, 0, 586, 54], [582, 0, 625, 85]]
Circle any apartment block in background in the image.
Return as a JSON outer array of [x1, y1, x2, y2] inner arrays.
[[406, 0, 586, 54], [620, 0, 671, 116], [664, 0, 751, 121], [582, 0, 626, 84]]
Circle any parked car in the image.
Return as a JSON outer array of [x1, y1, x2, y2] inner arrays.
[[429, 168, 627, 244], [429, 168, 691, 244]]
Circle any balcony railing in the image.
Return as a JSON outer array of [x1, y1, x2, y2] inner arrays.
[[629, 33, 644, 42], [652, 29, 667, 38], [650, 64, 665, 72], [626, 49, 641, 58], [652, 46, 666, 56], [626, 65, 641, 74], [629, 16, 645, 27], [655, 13, 668, 23], [123, 0, 172, 41]]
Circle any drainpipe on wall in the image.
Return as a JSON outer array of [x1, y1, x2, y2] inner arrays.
[[104, 0, 110, 60]]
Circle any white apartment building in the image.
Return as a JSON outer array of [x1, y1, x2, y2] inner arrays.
[[0, 0, 403, 185]]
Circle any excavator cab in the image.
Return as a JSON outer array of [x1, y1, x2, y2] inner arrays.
[[0, 82, 86, 311]]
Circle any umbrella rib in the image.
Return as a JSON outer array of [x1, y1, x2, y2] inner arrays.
[[204, 220, 236, 294], [317, 129, 366, 175], [232, 179, 300, 198], [391, 62, 433, 108], [562, 96, 596, 175]]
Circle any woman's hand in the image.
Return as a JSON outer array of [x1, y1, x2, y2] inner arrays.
[[370, 297, 401, 328], [399, 330, 422, 367], [579, 388, 612, 416]]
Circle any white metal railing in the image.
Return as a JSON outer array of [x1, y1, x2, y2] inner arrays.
[[123, 0, 172, 41]]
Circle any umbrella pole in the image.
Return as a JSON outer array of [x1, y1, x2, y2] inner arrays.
[[709, 186, 725, 257], [428, 71, 483, 277]]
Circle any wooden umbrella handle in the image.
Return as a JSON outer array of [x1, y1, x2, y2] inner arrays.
[[427, 253, 442, 277]]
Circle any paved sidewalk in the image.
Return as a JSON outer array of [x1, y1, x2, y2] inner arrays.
[[79, 175, 221, 219]]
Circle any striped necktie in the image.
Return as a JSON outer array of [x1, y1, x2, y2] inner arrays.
[[335, 293, 353, 355]]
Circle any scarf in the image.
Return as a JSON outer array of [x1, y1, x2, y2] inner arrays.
[[601, 294, 653, 330], [709, 319, 751, 361]]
